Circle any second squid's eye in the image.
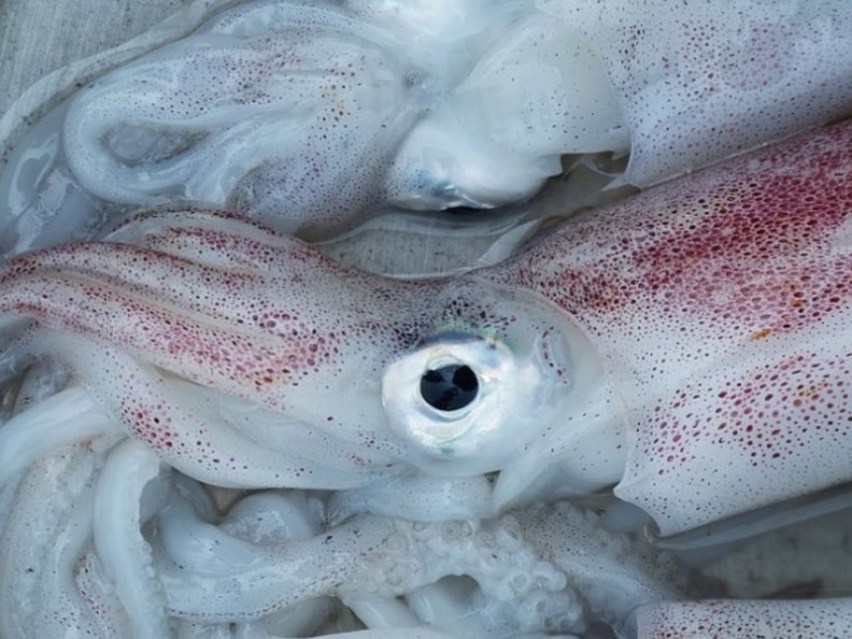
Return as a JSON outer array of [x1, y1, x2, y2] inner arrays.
[[419, 364, 479, 411]]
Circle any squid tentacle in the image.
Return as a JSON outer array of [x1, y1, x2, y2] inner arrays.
[[34, 485, 118, 638], [9, 329, 397, 488], [106, 209, 303, 272], [0, 386, 119, 486], [74, 551, 133, 639], [0, 439, 119, 638], [62, 0, 419, 237], [517, 501, 695, 636], [328, 475, 495, 524], [0, 118, 849, 637], [92, 439, 171, 639], [157, 506, 397, 621]]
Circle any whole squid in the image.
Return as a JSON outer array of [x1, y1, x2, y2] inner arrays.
[[0, 119, 849, 635], [0, 0, 849, 251]]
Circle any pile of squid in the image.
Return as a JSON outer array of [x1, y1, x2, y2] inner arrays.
[[0, 1, 851, 638]]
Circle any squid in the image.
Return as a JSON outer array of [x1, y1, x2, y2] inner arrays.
[[0, 0, 850, 253], [0, 107, 850, 634], [1, 443, 689, 637]]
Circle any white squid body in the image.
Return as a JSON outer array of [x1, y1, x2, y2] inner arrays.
[[491, 119, 852, 530], [0, 119, 849, 634], [0, 0, 849, 249]]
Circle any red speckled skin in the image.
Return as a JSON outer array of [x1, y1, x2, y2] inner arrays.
[[489, 119, 852, 534], [0, 210, 434, 487], [0, 122, 848, 533], [0, 208, 542, 488]]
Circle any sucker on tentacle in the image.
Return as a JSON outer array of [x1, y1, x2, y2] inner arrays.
[[152, 481, 687, 636]]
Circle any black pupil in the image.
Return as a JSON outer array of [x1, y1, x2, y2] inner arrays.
[[419, 364, 479, 412]]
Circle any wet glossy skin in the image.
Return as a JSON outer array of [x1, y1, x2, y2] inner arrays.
[[0, 206, 587, 486], [490, 120, 852, 534], [0, 1, 850, 636], [1, 0, 849, 253], [0, 103, 850, 639], [0, 121, 848, 516]]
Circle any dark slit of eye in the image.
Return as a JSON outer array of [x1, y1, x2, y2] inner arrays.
[[420, 364, 479, 411]]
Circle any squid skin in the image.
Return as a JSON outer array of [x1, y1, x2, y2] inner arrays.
[[57, 0, 852, 200], [637, 599, 852, 638], [1, 0, 849, 250], [0, 439, 129, 639], [0, 207, 588, 487], [0, 122, 849, 532], [489, 118, 852, 535], [0, 126, 849, 637]]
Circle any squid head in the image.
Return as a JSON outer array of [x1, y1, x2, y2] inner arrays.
[[0, 212, 606, 488]]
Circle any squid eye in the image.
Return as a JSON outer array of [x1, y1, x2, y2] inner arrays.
[[419, 364, 479, 411]]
